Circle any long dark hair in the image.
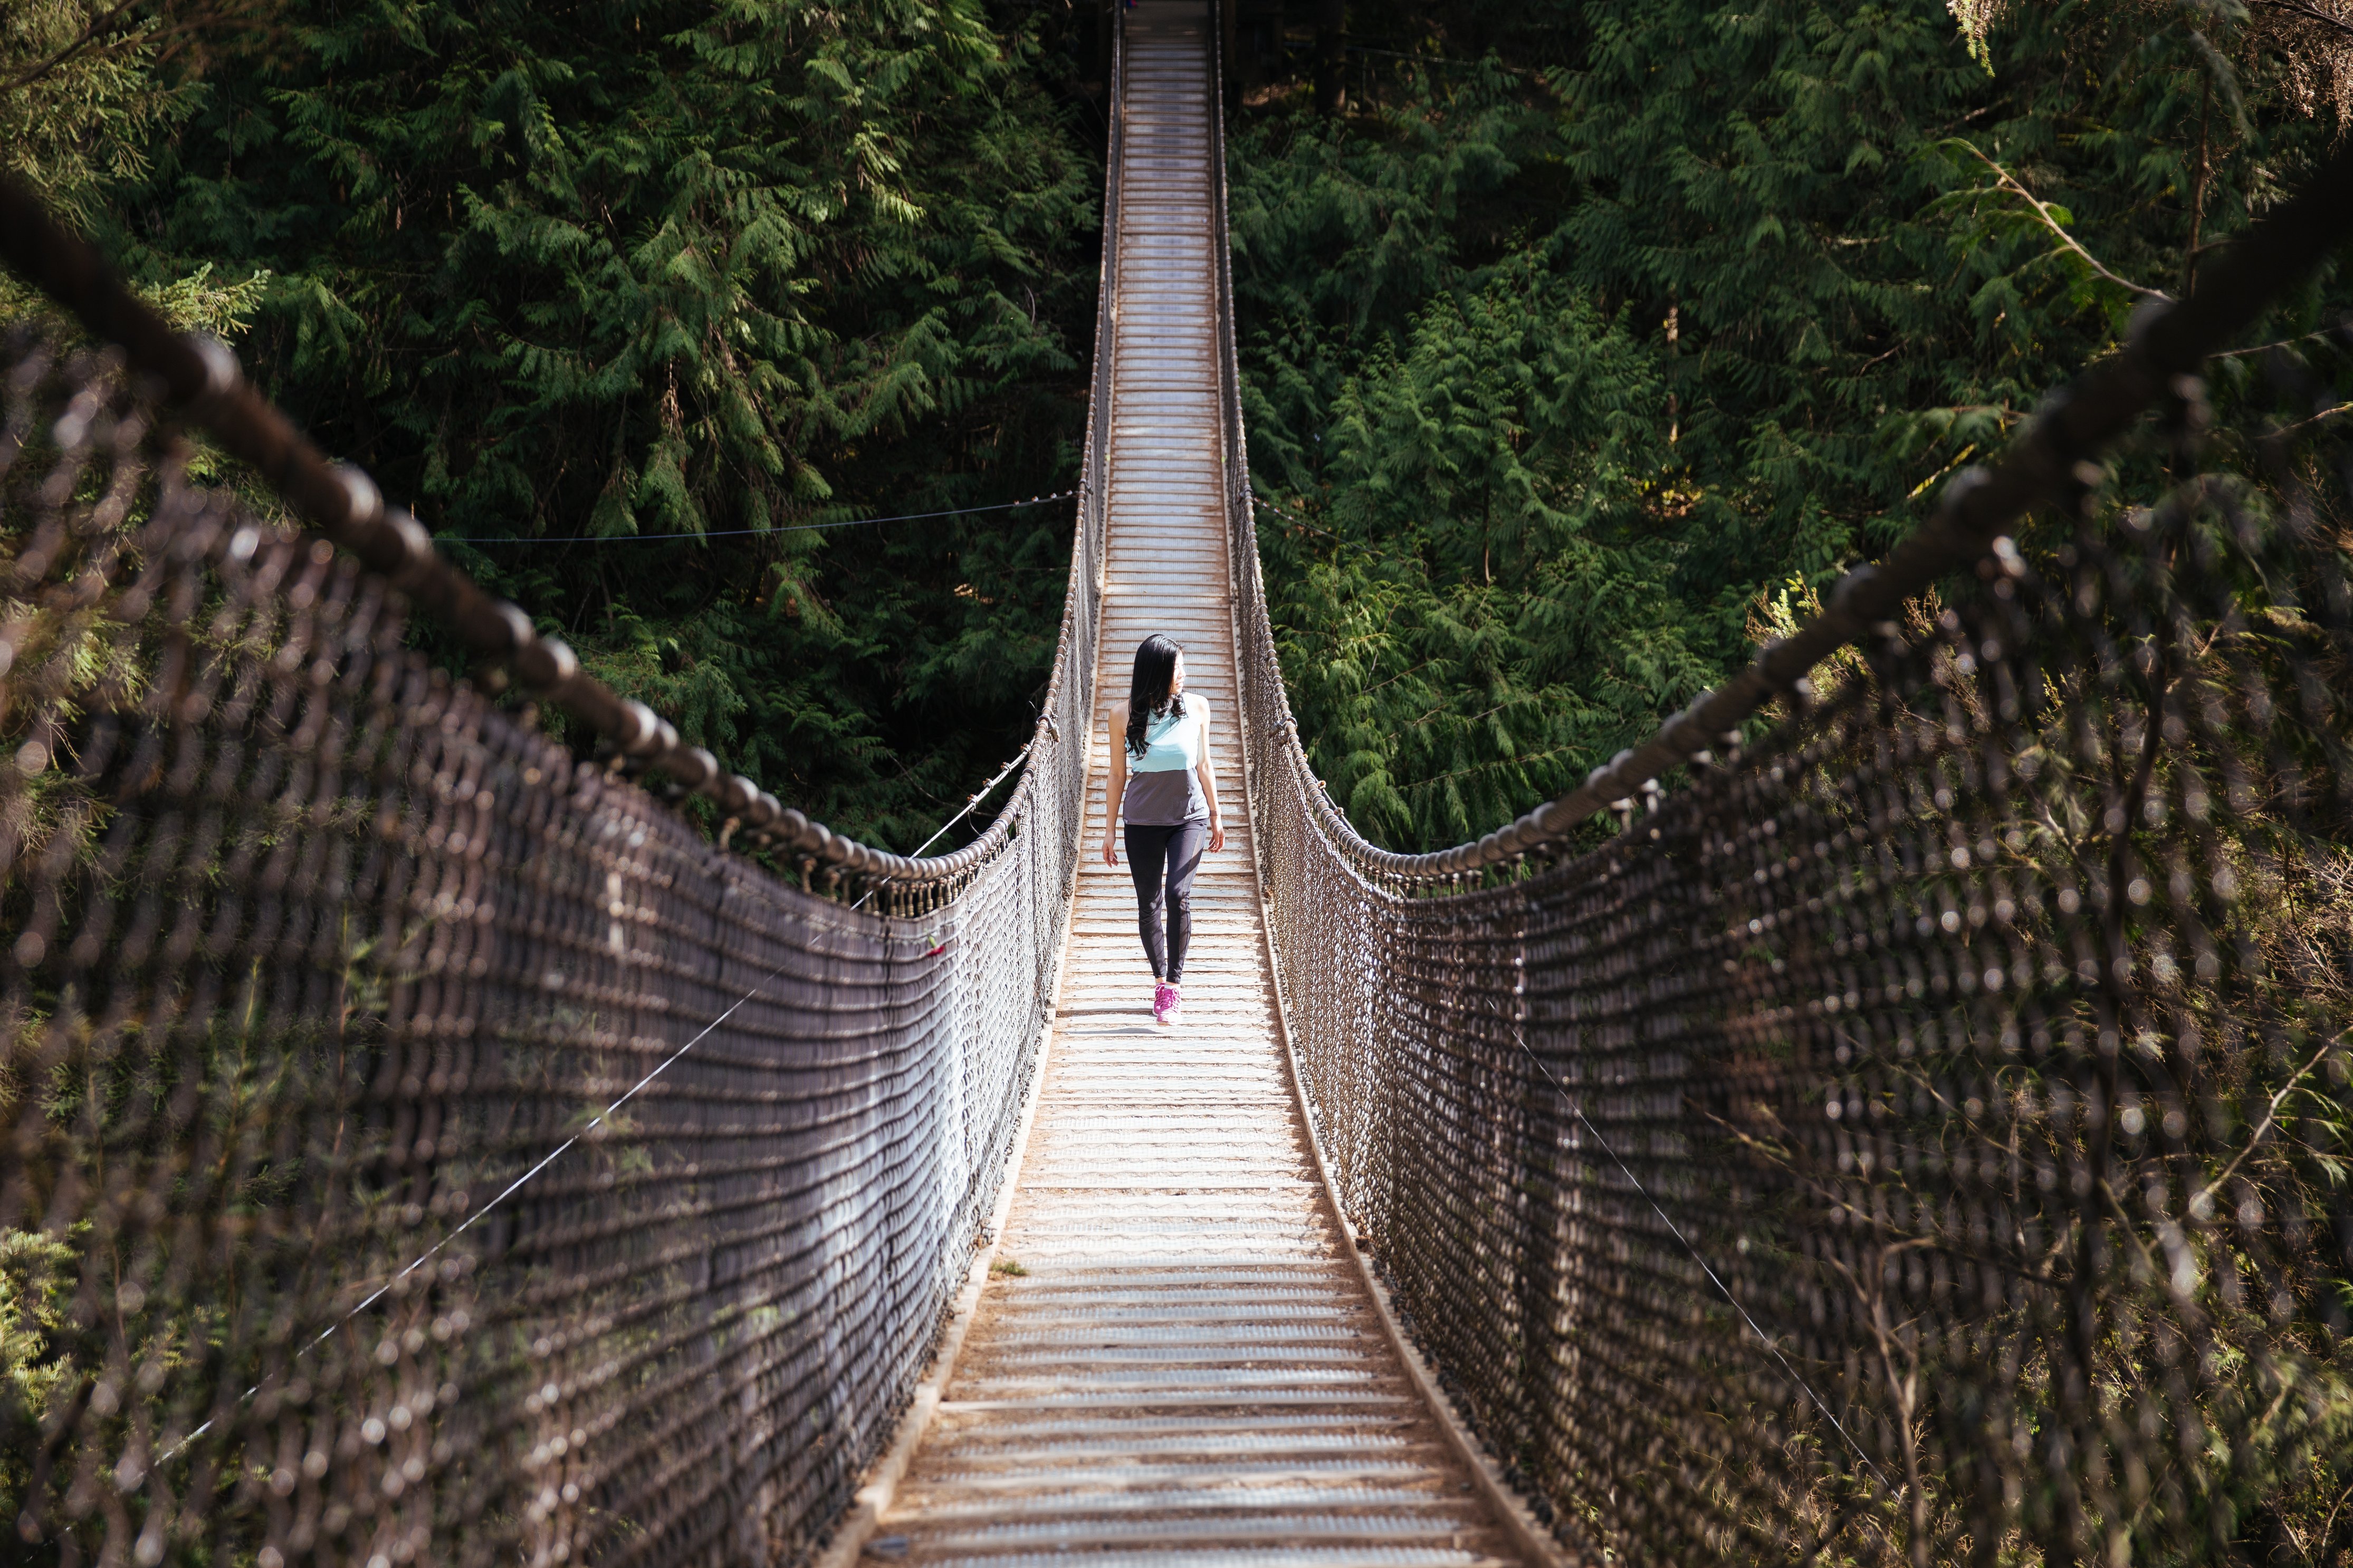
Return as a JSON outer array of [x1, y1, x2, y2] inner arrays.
[[1125, 636, 1185, 758]]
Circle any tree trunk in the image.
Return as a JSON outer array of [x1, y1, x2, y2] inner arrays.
[[1313, 0, 1344, 114]]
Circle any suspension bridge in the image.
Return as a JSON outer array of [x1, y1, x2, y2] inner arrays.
[[4, 4, 2352, 1567], [830, 10, 1535, 1567]]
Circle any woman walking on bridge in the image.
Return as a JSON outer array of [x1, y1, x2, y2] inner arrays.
[[1103, 635, 1226, 1027]]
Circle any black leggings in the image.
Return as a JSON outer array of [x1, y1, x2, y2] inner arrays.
[[1125, 819, 1207, 983]]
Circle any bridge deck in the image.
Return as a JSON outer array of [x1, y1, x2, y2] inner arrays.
[[872, 8, 1522, 1568]]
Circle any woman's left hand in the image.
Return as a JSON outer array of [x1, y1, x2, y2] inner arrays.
[[1208, 817, 1226, 854]]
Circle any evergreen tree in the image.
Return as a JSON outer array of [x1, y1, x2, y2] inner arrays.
[[103, 0, 1103, 848], [3, 0, 274, 334], [1231, 0, 2353, 853]]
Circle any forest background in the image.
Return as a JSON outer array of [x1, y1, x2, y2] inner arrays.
[[5, 0, 2352, 860]]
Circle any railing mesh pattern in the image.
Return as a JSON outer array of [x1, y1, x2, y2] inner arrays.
[[0, 270, 1101, 1563], [1208, 28, 2353, 1563]]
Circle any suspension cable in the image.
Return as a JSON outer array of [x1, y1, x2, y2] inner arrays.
[[1245, 487, 1338, 539], [852, 740, 1037, 912], [1501, 1031, 1897, 1496], [441, 490, 1079, 545], [160, 950, 801, 1464]]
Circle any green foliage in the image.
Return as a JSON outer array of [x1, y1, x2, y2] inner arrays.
[[1231, 0, 2352, 854], [99, 0, 1101, 849], [1, 1, 275, 333], [2, 1, 190, 219], [1260, 263, 1714, 844], [0, 1224, 78, 1505]]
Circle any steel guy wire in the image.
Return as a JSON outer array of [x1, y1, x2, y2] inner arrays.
[[851, 741, 1038, 913], [1500, 1027, 1898, 1497], [438, 489, 1080, 545], [158, 951, 802, 1467]]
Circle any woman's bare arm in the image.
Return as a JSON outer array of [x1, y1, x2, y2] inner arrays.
[[1195, 700, 1226, 854], [1102, 701, 1127, 866]]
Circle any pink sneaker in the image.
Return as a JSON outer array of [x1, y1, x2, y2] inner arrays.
[[1153, 982, 1180, 1026]]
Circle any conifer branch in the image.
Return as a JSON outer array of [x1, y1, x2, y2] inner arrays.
[[1405, 743, 1583, 793], [1954, 140, 2166, 299], [5, 0, 267, 93], [6, 0, 151, 92], [2245, 0, 2353, 41]]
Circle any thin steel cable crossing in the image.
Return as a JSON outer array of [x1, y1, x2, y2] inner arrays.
[[438, 490, 1080, 547], [156, 953, 798, 1467]]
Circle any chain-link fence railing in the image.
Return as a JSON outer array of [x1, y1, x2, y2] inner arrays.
[[0, 33, 1122, 1553], [1209, 12, 2353, 1554]]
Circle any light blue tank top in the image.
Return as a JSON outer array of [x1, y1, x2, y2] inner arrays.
[[1132, 704, 1203, 773]]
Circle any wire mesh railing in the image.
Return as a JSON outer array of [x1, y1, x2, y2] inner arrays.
[[0, 14, 1123, 1560], [1210, 9, 2353, 1554]]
